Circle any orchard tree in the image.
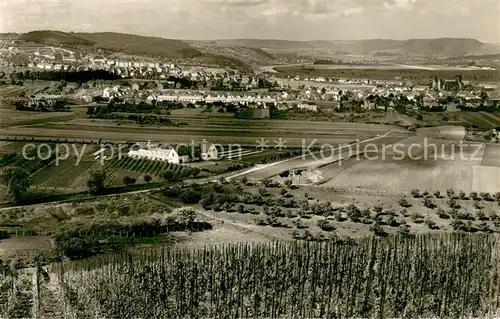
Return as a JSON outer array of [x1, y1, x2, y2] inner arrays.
[[1, 167, 31, 202], [87, 170, 106, 195]]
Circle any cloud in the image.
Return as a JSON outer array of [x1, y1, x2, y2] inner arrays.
[[1, 0, 498, 42]]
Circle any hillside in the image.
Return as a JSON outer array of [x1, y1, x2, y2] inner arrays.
[[9, 31, 263, 70], [215, 38, 497, 57], [19, 30, 95, 46], [188, 40, 275, 65]]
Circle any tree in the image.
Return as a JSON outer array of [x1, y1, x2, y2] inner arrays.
[[123, 176, 136, 185], [87, 170, 106, 195], [171, 207, 197, 225], [144, 175, 152, 183], [162, 170, 174, 181], [317, 219, 334, 231], [346, 204, 362, 222], [280, 188, 288, 196], [1, 167, 31, 202], [398, 196, 412, 208], [411, 189, 421, 198], [446, 188, 456, 199], [180, 189, 202, 204]]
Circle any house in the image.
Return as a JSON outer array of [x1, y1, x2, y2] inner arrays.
[[201, 141, 219, 161], [132, 83, 140, 91], [102, 88, 111, 98], [297, 102, 318, 112], [146, 94, 158, 104], [128, 146, 180, 164], [363, 100, 375, 110]]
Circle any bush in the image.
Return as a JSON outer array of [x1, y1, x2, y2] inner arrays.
[[373, 204, 383, 214], [494, 192, 500, 201], [398, 225, 412, 236], [433, 190, 442, 198], [162, 170, 175, 181], [470, 192, 479, 201], [411, 189, 421, 198], [446, 188, 456, 199], [425, 218, 440, 230], [255, 217, 268, 226], [456, 211, 475, 221], [370, 222, 388, 237], [411, 212, 424, 223], [258, 187, 269, 197], [398, 197, 412, 208], [480, 192, 494, 202], [476, 210, 489, 221], [448, 198, 461, 209], [346, 204, 362, 222], [334, 212, 346, 222], [123, 176, 137, 185], [387, 215, 401, 227], [144, 175, 152, 183], [317, 219, 334, 231], [451, 219, 478, 233], [436, 208, 450, 219], [474, 201, 484, 209], [423, 197, 436, 209], [87, 170, 106, 195], [459, 191, 468, 200], [180, 189, 202, 204]]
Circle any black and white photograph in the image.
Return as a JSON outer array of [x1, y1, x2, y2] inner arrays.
[[0, 0, 499, 318]]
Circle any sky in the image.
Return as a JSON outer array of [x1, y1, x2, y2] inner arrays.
[[1, 0, 499, 42]]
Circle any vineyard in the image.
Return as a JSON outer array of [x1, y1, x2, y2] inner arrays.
[[0, 269, 34, 318], [104, 156, 197, 182], [0, 233, 487, 318]]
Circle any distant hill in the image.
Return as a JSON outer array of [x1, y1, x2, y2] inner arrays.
[[7, 30, 263, 70], [187, 40, 275, 65], [19, 30, 95, 46], [215, 38, 498, 57]]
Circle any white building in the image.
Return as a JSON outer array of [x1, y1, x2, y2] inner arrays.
[[128, 147, 181, 164], [201, 142, 219, 161], [103, 88, 111, 98], [297, 102, 318, 112]]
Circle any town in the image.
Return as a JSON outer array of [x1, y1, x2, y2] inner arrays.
[[1, 20, 500, 319]]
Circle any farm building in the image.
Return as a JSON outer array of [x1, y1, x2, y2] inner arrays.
[[128, 146, 182, 164], [201, 141, 219, 161]]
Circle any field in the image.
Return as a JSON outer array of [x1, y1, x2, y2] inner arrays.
[[458, 112, 500, 129], [29, 145, 100, 191], [0, 117, 409, 148], [240, 135, 406, 181], [275, 66, 500, 81], [103, 156, 197, 184]]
